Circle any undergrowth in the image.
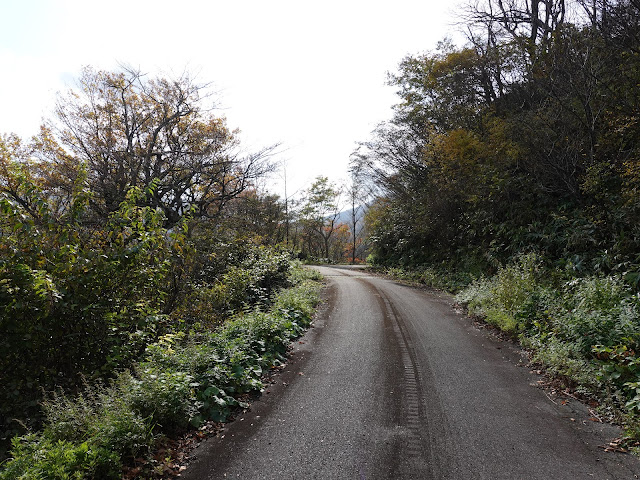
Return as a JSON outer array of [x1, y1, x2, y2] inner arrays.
[[455, 254, 640, 446], [369, 264, 473, 293], [0, 266, 323, 479]]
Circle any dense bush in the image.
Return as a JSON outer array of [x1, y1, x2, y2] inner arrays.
[[0, 266, 322, 479], [172, 229, 292, 326], [0, 176, 183, 451], [456, 254, 545, 334], [357, 3, 640, 291], [0, 71, 302, 474], [0, 165, 298, 461], [456, 256, 640, 438], [0, 435, 121, 480], [370, 265, 475, 293]]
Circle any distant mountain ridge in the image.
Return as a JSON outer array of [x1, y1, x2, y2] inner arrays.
[[333, 205, 365, 226]]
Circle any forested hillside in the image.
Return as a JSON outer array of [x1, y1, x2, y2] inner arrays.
[[355, 0, 640, 446], [358, 0, 639, 276], [5, 0, 640, 475]]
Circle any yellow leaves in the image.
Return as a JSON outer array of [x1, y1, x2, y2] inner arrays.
[[426, 129, 486, 185], [422, 124, 515, 205], [622, 158, 640, 182], [364, 197, 392, 235], [0, 134, 40, 194], [431, 48, 479, 79], [621, 158, 640, 211], [483, 116, 523, 164], [437, 129, 483, 163]]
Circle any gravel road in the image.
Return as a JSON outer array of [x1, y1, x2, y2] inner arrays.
[[182, 265, 640, 479]]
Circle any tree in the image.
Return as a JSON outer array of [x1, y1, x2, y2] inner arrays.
[[224, 189, 286, 244], [388, 41, 495, 134], [39, 66, 275, 227], [0, 158, 184, 444], [299, 176, 342, 260], [346, 165, 370, 264], [356, 0, 640, 277], [464, 0, 568, 57]]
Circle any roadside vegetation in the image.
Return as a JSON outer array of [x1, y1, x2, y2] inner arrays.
[[367, 264, 474, 293], [6, 0, 640, 474], [0, 67, 323, 478], [455, 254, 640, 445], [0, 263, 321, 479], [353, 0, 640, 446]]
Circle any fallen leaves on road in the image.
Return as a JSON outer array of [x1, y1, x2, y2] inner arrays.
[[599, 438, 629, 453]]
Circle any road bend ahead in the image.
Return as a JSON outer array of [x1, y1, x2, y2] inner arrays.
[[183, 265, 640, 479]]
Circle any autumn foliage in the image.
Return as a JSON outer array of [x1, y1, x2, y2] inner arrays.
[[0, 68, 295, 470], [359, 1, 640, 282]]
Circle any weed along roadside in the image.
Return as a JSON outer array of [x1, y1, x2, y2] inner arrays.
[[0, 264, 323, 480], [388, 254, 640, 453]]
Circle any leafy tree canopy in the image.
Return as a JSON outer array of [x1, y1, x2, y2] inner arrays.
[[20, 66, 276, 227]]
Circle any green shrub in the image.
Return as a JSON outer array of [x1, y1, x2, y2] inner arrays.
[[0, 257, 323, 478], [456, 253, 545, 333], [593, 344, 640, 413], [527, 335, 599, 387], [485, 308, 520, 334], [490, 254, 541, 317], [174, 245, 293, 325], [0, 435, 121, 480], [563, 275, 630, 312], [0, 182, 183, 451], [378, 264, 473, 292], [455, 276, 494, 317], [457, 253, 640, 434], [42, 381, 153, 459], [548, 277, 640, 355], [127, 368, 197, 431]]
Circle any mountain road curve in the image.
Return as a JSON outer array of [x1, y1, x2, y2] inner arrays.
[[182, 265, 640, 479]]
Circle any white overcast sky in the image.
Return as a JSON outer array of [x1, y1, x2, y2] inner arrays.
[[0, 0, 463, 199]]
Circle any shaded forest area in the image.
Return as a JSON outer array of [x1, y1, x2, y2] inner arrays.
[[359, 0, 640, 276], [355, 0, 640, 446]]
